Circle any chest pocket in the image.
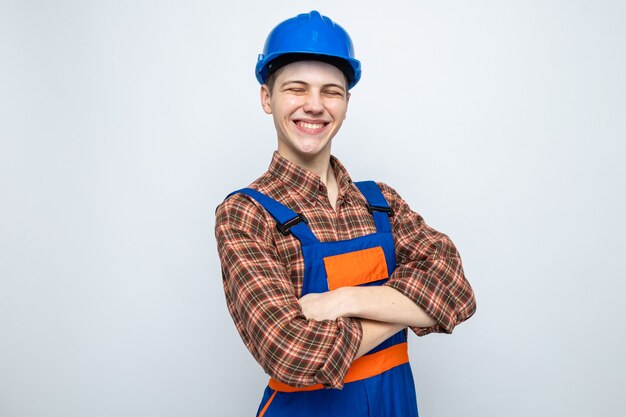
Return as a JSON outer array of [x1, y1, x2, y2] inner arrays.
[[323, 246, 389, 290]]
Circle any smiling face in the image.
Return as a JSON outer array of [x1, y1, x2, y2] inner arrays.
[[260, 60, 350, 167]]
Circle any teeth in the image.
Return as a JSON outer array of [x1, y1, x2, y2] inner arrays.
[[298, 122, 325, 130]]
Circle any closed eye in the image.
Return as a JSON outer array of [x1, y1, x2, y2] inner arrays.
[[323, 90, 344, 97]]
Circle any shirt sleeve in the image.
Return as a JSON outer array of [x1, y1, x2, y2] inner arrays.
[[378, 183, 477, 336], [215, 194, 363, 389]]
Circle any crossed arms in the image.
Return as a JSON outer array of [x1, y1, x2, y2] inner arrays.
[[215, 183, 476, 389], [299, 286, 436, 358]]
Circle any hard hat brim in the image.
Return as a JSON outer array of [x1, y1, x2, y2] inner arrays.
[[256, 52, 361, 89]]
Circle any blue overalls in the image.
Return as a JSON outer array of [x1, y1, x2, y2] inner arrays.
[[228, 181, 418, 417]]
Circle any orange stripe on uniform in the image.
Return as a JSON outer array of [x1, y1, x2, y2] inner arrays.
[[268, 342, 409, 393], [257, 390, 277, 417], [323, 246, 389, 290]]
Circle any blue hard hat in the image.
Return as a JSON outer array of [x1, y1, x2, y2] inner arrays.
[[255, 10, 362, 89]]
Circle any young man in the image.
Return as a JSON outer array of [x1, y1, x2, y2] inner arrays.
[[215, 10, 476, 417]]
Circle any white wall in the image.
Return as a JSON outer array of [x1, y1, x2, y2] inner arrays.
[[1, 1, 624, 416]]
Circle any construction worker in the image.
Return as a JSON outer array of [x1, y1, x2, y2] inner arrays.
[[215, 10, 476, 417]]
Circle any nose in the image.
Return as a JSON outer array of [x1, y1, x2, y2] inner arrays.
[[302, 91, 324, 114]]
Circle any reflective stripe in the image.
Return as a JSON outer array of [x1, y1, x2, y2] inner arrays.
[[268, 342, 409, 393], [324, 246, 389, 290]]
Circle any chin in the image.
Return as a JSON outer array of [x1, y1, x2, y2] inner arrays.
[[299, 144, 328, 158]]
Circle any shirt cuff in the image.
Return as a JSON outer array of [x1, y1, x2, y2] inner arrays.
[[384, 264, 459, 335], [314, 317, 363, 389]]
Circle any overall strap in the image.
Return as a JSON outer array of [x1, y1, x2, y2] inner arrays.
[[354, 181, 394, 233], [226, 188, 320, 245]]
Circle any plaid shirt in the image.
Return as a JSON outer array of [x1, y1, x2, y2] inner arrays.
[[215, 152, 476, 389]]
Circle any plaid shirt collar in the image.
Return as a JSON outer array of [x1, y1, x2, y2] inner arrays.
[[267, 151, 356, 207]]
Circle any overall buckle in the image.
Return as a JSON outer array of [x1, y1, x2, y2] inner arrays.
[[366, 203, 394, 217], [276, 213, 308, 236]]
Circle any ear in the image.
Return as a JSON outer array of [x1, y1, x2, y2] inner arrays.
[[344, 91, 351, 119], [260, 85, 272, 114]]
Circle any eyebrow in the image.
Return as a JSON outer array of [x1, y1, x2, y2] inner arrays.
[[281, 80, 346, 92]]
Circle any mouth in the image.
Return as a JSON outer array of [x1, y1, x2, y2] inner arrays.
[[293, 120, 329, 133]]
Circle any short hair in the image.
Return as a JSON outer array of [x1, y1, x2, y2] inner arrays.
[[265, 68, 282, 95]]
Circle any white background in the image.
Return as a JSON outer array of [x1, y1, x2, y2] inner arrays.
[[1, 1, 625, 416]]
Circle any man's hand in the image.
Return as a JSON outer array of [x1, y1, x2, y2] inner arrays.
[[298, 288, 350, 321]]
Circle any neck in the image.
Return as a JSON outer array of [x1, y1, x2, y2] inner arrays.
[[277, 148, 333, 185]]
